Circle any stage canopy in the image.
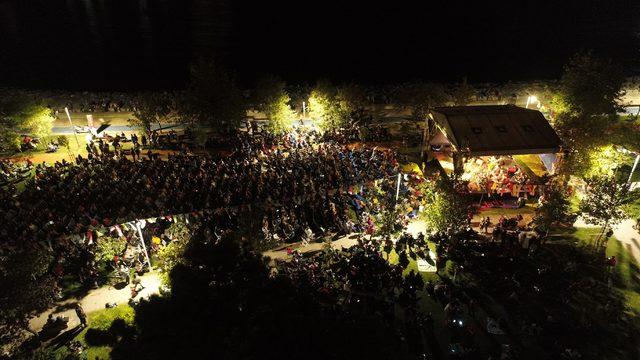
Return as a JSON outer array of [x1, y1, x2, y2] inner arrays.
[[429, 105, 562, 156]]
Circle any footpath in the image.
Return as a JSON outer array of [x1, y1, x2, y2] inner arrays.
[[29, 273, 161, 332], [574, 218, 640, 262]]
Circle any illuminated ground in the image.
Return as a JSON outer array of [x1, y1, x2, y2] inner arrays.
[[29, 272, 161, 334]]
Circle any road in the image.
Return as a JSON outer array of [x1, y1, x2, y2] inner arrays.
[[51, 111, 176, 135]]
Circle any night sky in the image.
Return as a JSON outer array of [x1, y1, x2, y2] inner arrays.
[[0, 0, 639, 90]]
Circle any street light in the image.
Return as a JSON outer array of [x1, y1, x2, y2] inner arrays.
[[132, 220, 153, 271], [628, 153, 640, 185], [395, 173, 402, 204]]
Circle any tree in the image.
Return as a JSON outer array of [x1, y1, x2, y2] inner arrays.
[[551, 52, 638, 180], [579, 176, 633, 251], [253, 76, 297, 134], [308, 81, 346, 132], [156, 221, 191, 285], [110, 228, 427, 359], [394, 82, 448, 121], [449, 78, 475, 106], [552, 110, 638, 180], [0, 246, 58, 352], [336, 83, 369, 125], [423, 176, 472, 235], [95, 236, 126, 264], [179, 58, 245, 132], [130, 92, 174, 135], [0, 92, 55, 153], [584, 145, 630, 178], [377, 198, 402, 242], [558, 52, 625, 117], [552, 53, 626, 179], [533, 183, 572, 237]]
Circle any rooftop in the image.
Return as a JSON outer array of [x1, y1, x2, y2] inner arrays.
[[430, 105, 562, 156]]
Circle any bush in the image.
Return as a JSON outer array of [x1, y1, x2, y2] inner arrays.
[[57, 135, 70, 148], [84, 306, 136, 349], [89, 305, 135, 331], [157, 221, 192, 284], [84, 329, 115, 346], [0, 134, 21, 153], [95, 236, 126, 264]]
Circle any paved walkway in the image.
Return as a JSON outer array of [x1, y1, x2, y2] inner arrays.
[[574, 217, 640, 262], [262, 235, 361, 262], [263, 218, 432, 262], [29, 272, 161, 333]]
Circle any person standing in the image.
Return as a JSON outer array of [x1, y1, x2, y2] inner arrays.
[[133, 144, 141, 161], [75, 303, 87, 328], [482, 217, 492, 233]]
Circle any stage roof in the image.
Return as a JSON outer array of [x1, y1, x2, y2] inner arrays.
[[430, 105, 562, 156]]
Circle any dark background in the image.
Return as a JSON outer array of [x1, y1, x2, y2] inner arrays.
[[0, 0, 639, 90]]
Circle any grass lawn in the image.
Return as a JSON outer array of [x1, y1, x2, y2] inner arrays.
[[387, 247, 520, 358], [606, 236, 640, 312], [384, 245, 498, 357], [552, 226, 640, 312], [55, 305, 135, 360]]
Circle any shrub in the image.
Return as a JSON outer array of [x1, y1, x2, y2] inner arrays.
[[95, 236, 126, 264], [90, 306, 135, 331], [84, 329, 115, 346], [57, 135, 70, 148]]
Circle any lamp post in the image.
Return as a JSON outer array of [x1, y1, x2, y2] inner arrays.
[[64, 107, 81, 150], [628, 153, 640, 185], [395, 173, 402, 204], [134, 221, 153, 270]]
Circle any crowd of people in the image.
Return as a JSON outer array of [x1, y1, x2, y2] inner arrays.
[[46, 92, 138, 114], [0, 159, 32, 186], [0, 132, 401, 255]]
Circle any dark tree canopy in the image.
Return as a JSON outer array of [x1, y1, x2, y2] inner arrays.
[[559, 52, 625, 117], [130, 92, 174, 134], [253, 75, 296, 134], [110, 230, 426, 360], [179, 59, 245, 132], [393, 82, 448, 121], [0, 246, 58, 349]]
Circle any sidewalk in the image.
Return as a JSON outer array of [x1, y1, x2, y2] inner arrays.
[[262, 219, 430, 262], [29, 272, 161, 333], [262, 235, 360, 262], [574, 217, 640, 262]]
